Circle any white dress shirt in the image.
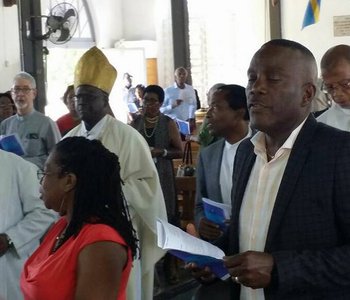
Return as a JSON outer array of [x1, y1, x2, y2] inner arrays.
[[161, 83, 197, 121], [220, 129, 252, 206], [239, 118, 306, 300]]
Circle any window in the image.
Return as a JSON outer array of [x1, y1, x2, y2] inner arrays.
[[44, 0, 95, 120]]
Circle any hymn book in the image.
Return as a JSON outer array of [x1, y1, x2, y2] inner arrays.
[[0, 134, 25, 156], [176, 119, 191, 135], [202, 197, 231, 230], [156, 218, 230, 280]]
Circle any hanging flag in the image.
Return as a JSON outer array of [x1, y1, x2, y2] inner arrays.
[[302, 0, 321, 29]]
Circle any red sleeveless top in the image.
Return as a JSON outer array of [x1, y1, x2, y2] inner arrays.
[[21, 217, 132, 300]]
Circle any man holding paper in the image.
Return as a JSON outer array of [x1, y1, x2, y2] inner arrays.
[[0, 72, 61, 169], [191, 84, 250, 299], [190, 39, 350, 299], [195, 84, 250, 241], [161, 67, 197, 133]]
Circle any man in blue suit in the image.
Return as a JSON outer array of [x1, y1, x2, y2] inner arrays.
[[189, 39, 350, 299], [195, 84, 251, 241]]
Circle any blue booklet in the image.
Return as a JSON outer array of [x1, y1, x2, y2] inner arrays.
[[0, 134, 25, 156], [176, 119, 191, 135], [202, 198, 231, 230], [157, 219, 230, 280]]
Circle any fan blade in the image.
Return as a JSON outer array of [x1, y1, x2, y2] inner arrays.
[[63, 8, 76, 21], [57, 28, 71, 42], [47, 16, 63, 31]]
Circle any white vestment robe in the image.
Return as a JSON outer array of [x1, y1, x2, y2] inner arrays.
[[0, 150, 56, 300]]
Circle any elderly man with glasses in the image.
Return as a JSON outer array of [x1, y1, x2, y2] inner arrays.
[[0, 72, 61, 169], [317, 45, 350, 131]]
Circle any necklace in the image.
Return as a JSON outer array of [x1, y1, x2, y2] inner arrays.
[[143, 116, 159, 138], [52, 230, 66, 253], [145, 115, 159, 124]]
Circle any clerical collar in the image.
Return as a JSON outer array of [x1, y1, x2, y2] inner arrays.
[[16, 109, 35, 121], [81, 115, 108, 140]]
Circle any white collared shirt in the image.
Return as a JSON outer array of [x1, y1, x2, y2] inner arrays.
[[317, 102, 350, 131], [238, 118, 306, 300], [78, 115, 108, 140], [161, 83, 197, 121], [220, 129, 252, 205]]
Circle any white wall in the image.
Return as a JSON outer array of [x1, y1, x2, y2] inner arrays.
[[86, 0, 156, 47], [4, 0, 347, 109], [281, 0, 350, 75], [155, 0, 173, 88], [122, 0, 156, 40], [0, 5, 20, 91], [87, 0, 123, 48], [188, 0, 268, 106]]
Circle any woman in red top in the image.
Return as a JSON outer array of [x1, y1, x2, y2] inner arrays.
[[56, 85, 80, 136], [21, 137, 138, 300]]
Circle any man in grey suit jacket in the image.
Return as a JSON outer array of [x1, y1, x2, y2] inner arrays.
[[193, 84, 250, 300], [195, 84, 250, 240], [189, 39, 350, 299]]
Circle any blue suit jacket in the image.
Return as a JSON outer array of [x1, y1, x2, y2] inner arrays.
[[223, 115, 350, 299]]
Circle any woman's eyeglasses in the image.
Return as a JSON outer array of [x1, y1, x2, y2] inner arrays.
[[143, 98, 160, 106], [37, 170, 65, 182]]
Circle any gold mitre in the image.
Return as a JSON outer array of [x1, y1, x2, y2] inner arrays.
[[74, 46, 117, 94]]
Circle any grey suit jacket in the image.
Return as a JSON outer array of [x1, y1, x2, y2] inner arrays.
[[222, 115, 350, 299], [195, 138, 225, 225]]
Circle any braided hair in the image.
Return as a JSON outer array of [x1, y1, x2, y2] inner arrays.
[[53, 136, 138, 259]]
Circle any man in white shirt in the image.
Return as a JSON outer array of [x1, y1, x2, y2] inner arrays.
[[188, 39, 350, 299], [161, 67, 197, 132], [0, 72, 61, 169], [317, 44, 350, 131], [122, 72, 137, 105]]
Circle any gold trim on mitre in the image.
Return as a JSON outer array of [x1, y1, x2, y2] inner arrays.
[[74, 46, 117, 95]]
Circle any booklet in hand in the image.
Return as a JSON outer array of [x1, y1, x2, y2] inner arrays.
[[0, 134, 25, 156], [156, 218, 230, 280], [202, 198, 231, 230], [176, 119, 191, 135], [128, 102, 139, 113]]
